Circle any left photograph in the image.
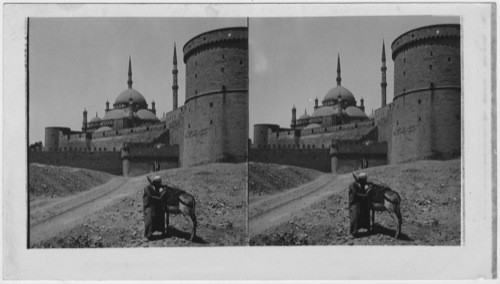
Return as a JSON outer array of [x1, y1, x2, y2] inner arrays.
[[28, 18, 249, 248]]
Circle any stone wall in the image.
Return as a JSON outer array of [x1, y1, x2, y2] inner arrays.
[[253, 124, 280, 148], [44, 127, 71, 151], [249, 148, 331, 172], [29, 151, 123, 175]]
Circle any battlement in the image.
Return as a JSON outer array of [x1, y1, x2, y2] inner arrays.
[[301, 120, 375, 137], [183, 27, 248, 63], [391, 24, 460, 60]]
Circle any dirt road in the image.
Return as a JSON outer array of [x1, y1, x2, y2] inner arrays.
[[250, 173, 352, 236], [29, 176, 139, 245]]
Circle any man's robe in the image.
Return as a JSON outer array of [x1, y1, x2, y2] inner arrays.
[[143, 185, 165, 239], [348, 181, 370, 235]]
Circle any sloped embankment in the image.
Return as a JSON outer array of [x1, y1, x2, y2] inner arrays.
[[29, 163, 115, 200], [249, 162, 324, 196]]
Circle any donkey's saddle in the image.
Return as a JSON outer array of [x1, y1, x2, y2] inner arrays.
[[161, 186, 186, 206]]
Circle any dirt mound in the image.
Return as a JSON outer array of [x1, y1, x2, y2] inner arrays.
[[250, 159, 461, 246], [29, 163, 115, 200], [34, 163, 247, 248], [249, 162, 324, 196]]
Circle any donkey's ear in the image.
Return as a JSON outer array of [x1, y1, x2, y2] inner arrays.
[[352, 172, 357, 180]]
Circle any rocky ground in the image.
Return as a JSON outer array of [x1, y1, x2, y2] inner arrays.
[[249, 162, 324, 196], [31, 163, 247, 248], [29, 163, 115, 200], [250, 159, 461, 246]]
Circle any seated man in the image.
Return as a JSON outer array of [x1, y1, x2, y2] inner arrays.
[[143, 175, 166, 241], [348, 172, 371, 238]]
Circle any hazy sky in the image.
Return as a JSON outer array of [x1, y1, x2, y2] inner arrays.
[[249, 16, 459, 140], [29, 17, 247, 144]]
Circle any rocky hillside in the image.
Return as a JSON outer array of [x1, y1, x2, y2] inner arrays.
[[29, 163, 115, 200], [250, 159, 461, 246]]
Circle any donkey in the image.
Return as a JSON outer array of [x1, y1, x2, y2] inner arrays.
[[147, 176, 197, 242], [364, 180, 402, 239]]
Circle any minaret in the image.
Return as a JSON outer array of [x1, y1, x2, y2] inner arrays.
[[291, 105, 297, 129], [360, 97, 365, 112], [314, 97, 319, 110], [82, 108, 88, 133], [105, 100, 109, 113], [152, 100, 156, 115], [381, 40, 387, 107], [172, 43, 179, 110], [336, 53, 342, 86], [127, 56, 133, 89]]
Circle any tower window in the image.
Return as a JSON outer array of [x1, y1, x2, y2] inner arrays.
[[195, 61, 197, 66], [195, 74, 197, 79], [448, 57, 452, 62], [412, 34, 414, 38], [418, 99, 422, 105], [210, 102, 213, 108], [203, 37, 206, 41], [188, 124, 191, 128], [397, 121, 399, 125], [430, 51, 433, 56], [418, 117, 421, 122], [222, 55, 225, 59], [403, 58, 406, 63], [195, 90, 197, 95], [403, 71, 405, 76], [239, 60, 244, 65], [457, 115, 460, 121], [221, 67, 224, 73], [130, 129, 133, 133], [210, 120, 213, 125], [429, 65, 433, 70]]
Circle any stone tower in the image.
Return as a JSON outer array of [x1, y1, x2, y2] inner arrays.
[[82, 108, 88, 132], [172, 43, 179, 110], [381, 40, 387, 107], [291, 105, 297, 129], [182, 27, 248, 166], [391, 24, 461, 163]]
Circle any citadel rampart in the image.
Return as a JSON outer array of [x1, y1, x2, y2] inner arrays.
[[29, 151, 123, 175], [182, 27, 248, 166], [390, 24, 461, 163]]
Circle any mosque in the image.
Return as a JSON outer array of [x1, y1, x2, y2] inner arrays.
[[43, 27, 249, 169], [252, 24, 461, 171]]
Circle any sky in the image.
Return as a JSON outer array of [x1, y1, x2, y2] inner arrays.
[[249, 16, 459, 141], [28, 17, 247, 144]]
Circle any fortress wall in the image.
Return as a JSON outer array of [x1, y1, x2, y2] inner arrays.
[[391, 24, 460, 163], [249, 148, 331, 172], [165, 107, 185, 166], [44, 127, 70, 151], [183, 27, 248, 167], [267, 129, 297, 148], [29, 151, 122, 175], [299, 124, 377, 149]]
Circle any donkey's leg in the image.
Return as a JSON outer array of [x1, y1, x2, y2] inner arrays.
[[370, 209, 375, 233], [189, 207, 197, 242], [388, 210, 400, 239], [395, 206, 402, 238], [165, 211, 170, 235]]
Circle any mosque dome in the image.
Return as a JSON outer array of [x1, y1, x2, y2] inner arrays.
[[304, 123, 321, 130], [345, 106, 368, 118], [103, 109, 126, 120], [136, 109, 159, 121], [298, 111, 311, 120], [90, 115, 101, 123], [323, 85, 355, 105], [94, 126, 112, 133], [311, 106, 339, 117], [160, 115, 167, 122], [114, 88, 147, 106]]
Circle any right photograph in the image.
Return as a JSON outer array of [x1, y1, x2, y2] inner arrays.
[[248, 16, 461, 246]]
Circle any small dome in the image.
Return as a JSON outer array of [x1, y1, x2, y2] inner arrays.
[[298, 111, 311, 120], [323, 85, 355, 104], [137, 109, 159, 121], [345, 106, 368, 118], [311, 106, 339, 117], [90, 116, 101, 123], [114, 88, 147, 107], [103, 109, 126, 120], [304, 123, 321, 129], [94, 126, 112, 133], [160, 115, 167, 122]]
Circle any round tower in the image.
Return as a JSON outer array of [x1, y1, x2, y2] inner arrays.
[[182, 27, 248, 166], [291, 105, 297, 129], [254, 124, 279, 149], [44, 127, 70, 151], [391, 24, 461, 163]]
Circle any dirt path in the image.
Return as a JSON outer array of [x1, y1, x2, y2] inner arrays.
[[29, 176, 141, 245], [250, 173, 352, 236]]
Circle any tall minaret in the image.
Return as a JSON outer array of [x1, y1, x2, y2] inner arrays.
[[314, 97, 319, 110], [381, 40, 387, 107], [291, 105, 297, 129], [336, 53, 342, 86], [172, 43, 179, 110], [82, 108, 88, 133], [127, 56, 133, 89]]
